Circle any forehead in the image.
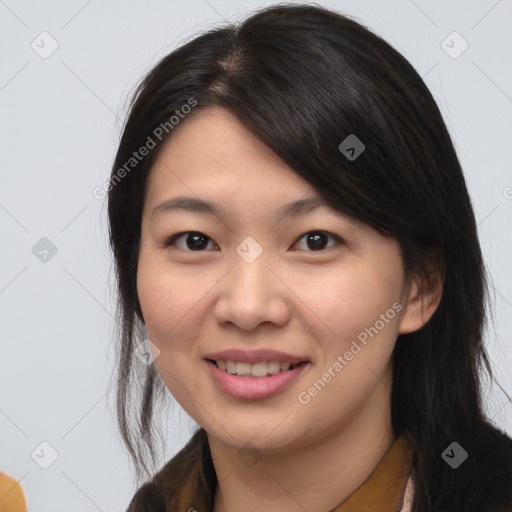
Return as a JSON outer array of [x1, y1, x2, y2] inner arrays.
[[144, 107, 318, 208], [151, 106, 291, 172]]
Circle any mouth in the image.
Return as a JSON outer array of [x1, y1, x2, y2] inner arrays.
[[205, 358, 311, 399], [205, 359, 309, 378]]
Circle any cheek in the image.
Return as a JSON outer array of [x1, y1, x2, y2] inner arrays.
[[293, 267, 402, 426], [136, 248, 188, 340], [294, 261, 403, 348], [136, 251, 201, 400], [136, 248, 218, 354]]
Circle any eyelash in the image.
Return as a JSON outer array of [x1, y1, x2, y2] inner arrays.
[[163, 230, 344, 253]]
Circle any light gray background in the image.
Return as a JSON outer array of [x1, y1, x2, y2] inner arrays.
[[1, 1, 511, 510]]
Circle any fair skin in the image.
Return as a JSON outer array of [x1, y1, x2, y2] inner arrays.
[[136, 107, 441, 512]]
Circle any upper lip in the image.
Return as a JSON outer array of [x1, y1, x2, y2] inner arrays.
[[204, 349, 310, 365]]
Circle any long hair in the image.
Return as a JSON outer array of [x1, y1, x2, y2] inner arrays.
[[107, 4, 512, 510]]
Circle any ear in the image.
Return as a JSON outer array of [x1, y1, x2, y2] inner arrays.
[[398, 269, 443, 335]]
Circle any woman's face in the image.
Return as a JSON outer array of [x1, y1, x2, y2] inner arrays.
[[137, 107, 419, 452]]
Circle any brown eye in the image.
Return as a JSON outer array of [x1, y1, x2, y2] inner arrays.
[[293, 231, 343, 252], [164, 232, 217, 251]]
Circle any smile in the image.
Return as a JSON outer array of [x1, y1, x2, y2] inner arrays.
[[205, 359, 310, 399], [210, 359, 305, 378]]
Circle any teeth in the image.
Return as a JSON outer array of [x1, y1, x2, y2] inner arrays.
[[214, 359, 302, 377], [268, 361, 281, 374], [235, 362, 251, 376], [250, 361, 268, 377]]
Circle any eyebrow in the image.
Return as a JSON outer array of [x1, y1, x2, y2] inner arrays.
[[150, 195, 334, 221]]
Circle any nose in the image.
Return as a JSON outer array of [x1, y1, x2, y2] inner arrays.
[[214, 250, 291, 331]]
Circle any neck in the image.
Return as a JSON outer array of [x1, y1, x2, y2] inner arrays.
[[209, 370, 396, 512]]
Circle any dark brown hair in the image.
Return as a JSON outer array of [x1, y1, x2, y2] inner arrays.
[[107, 3, 512, 510]]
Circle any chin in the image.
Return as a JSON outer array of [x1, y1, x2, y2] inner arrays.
[[205, 419, 300, 452]]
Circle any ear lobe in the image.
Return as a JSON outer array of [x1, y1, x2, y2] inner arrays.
[[398, 273, 443, 335]]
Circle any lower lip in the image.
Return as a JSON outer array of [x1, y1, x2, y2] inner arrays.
[[205, 360, 310, 399]]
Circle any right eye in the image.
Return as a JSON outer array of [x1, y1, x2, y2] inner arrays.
[[164, 231, 218, 251]]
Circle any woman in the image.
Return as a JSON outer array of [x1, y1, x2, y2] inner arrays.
[[106, 4, 512, 511]]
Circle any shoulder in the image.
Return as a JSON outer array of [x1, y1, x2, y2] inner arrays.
[[125, 480, 166, 512], [472, 422, 512, 507], [446, 421, 512, 511], [125, 428, 211, 512]]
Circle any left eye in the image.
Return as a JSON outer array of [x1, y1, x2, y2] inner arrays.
[[164, 231, 343, 252], [293, 231, 343, 251]]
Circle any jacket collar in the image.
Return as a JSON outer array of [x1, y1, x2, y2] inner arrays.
[[153, 428, 415, 512]]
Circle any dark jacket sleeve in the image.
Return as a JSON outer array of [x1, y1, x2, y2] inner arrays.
[[125, 480, 167, 512]]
